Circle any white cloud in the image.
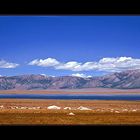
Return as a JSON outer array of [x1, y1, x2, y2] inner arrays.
[[28, 57, 140, 72], [40, 74, 55, 77], [28, 58, 60, 67], [49, 75, 56, 77], [97, 57, 140, 72], [0, 60, 19, 68], [56, 61, 82, 70], [71, 73, 92, 78], [40, 74, 47, 77]]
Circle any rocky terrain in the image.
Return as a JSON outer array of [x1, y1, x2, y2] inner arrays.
[[0, 69, 140, 90]]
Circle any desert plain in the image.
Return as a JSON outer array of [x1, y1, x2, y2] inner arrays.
[[0, 88, 140, 125]]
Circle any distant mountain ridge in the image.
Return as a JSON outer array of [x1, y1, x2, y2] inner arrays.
[[0, 69, 140, 90]]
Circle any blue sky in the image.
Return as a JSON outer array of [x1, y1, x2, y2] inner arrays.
[[0, 16, 140, 77]]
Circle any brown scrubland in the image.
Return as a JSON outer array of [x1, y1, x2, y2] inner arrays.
[[0, 99, 140, 125]]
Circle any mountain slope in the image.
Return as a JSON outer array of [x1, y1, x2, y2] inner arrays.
[[100, 69, 140, 89], [0, 69, 140, 90]]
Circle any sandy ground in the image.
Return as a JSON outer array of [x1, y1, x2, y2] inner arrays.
[[0, 88, 140, 94], [0, 99, 140, 125]]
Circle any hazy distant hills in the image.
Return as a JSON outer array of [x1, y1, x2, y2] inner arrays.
[[0, 69, 140, 90]]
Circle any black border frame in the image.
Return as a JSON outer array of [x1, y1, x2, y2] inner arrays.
[[0, 2, 140, 135]]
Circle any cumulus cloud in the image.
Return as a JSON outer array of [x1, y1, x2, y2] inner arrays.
[[40, 74, 47, 77], [28, 57, 140, 72], [40, 74, 56, 77], [0, 60, 19, 68], [56, 61, 82, 70], [97, 57, 140, 72], [28, 58, 60, 67], [49, 75, 56, 77], [71, 73, 92, 78]]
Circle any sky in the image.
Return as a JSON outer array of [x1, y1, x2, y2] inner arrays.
[[0, 16, 140, 77]]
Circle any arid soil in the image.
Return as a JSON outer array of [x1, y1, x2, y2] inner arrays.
[[0, 99, 140, 125]]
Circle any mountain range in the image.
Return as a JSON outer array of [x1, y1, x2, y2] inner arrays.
[[0, 69, 140, 90]]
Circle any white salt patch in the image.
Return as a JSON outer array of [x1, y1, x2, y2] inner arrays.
[[20, 107, 27, 109], [115, 111, 120, 113], [15, 106, 19, 109], [122, 109, 128, 112], [64, 107, 71, 110], [0, 105, 4, 109], [77, 106, 92, 110], [68, 112, 75, 116], [36, 107, 41, 109], [28, 107, 34, 110], [10, 106, 15, 109], [132, 109, 137, 112], [31, 107, 37, 110], [47, 105, 61, 110]]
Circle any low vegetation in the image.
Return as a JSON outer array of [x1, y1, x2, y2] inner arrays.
[[0, 99, 140, 125]]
